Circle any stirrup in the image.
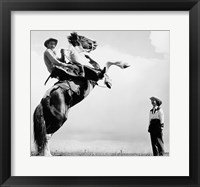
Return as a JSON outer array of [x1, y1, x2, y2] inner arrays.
[[98, 67, 106, 79]]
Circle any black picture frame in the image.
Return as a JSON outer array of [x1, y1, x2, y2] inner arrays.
[[0, 0, 199, 186]]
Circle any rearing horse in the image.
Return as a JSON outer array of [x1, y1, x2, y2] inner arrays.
[[33, 32, 130, 156]]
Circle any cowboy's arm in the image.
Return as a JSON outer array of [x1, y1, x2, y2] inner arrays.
[[45, 49, 69, 67], [148, 111, 151, 132], [159, 109, 164, 129]]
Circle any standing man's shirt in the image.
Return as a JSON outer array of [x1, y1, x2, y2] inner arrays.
[[149, 107, 164, 126]]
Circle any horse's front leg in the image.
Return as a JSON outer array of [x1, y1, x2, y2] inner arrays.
[[105, 61, 130, 72], [102, 61, 130, 89]]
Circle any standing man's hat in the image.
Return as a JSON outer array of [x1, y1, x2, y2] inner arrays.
[[44, 38, 58, 48], [150, 97, 162, 106]]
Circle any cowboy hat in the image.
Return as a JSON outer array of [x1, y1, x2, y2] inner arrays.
[[44, 38, 58, 48], [150, 97, 162, 106]]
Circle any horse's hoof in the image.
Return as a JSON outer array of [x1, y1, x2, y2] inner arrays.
[[123, 63, 130, 68], [106, 83, 112, 89], [104, 79, 112, 89], [44, 152, 52, 157]]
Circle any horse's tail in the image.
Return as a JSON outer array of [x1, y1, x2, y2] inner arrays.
[[33, 103, 47, 155]]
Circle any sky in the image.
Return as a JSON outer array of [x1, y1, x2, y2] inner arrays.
[[31, 30, 169, 154]]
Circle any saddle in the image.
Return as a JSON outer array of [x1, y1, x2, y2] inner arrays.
[[44, 66, 83, 85], [44, 65, 111, 88], [45, 65, 100, 83]]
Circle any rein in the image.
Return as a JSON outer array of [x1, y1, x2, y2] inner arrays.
[[77, 38, 95, 53]]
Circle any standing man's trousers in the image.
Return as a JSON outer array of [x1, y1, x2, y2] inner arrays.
[[150, 132, 164, 156]]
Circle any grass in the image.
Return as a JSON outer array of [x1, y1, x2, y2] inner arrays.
[[31, 151, 169, 156]]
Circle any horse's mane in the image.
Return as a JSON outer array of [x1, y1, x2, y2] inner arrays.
[[67, 32, 79, 47], [67, 32, 97, 53]]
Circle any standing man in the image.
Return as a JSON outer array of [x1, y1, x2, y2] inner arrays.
[[148, 97, 165, 156]]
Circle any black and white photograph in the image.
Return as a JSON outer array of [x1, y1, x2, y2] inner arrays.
[[31, 30, 169, 156]]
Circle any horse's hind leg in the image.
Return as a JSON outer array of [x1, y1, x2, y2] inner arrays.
[[43, 134, 52, 156], [34, 88, 70, 156], [42, 89, 69, 156]]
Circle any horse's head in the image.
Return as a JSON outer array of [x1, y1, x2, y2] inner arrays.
[[67, 32, 97, 52]]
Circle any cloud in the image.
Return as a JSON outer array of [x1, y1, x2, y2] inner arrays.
[[149, 31, 169, 56]]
